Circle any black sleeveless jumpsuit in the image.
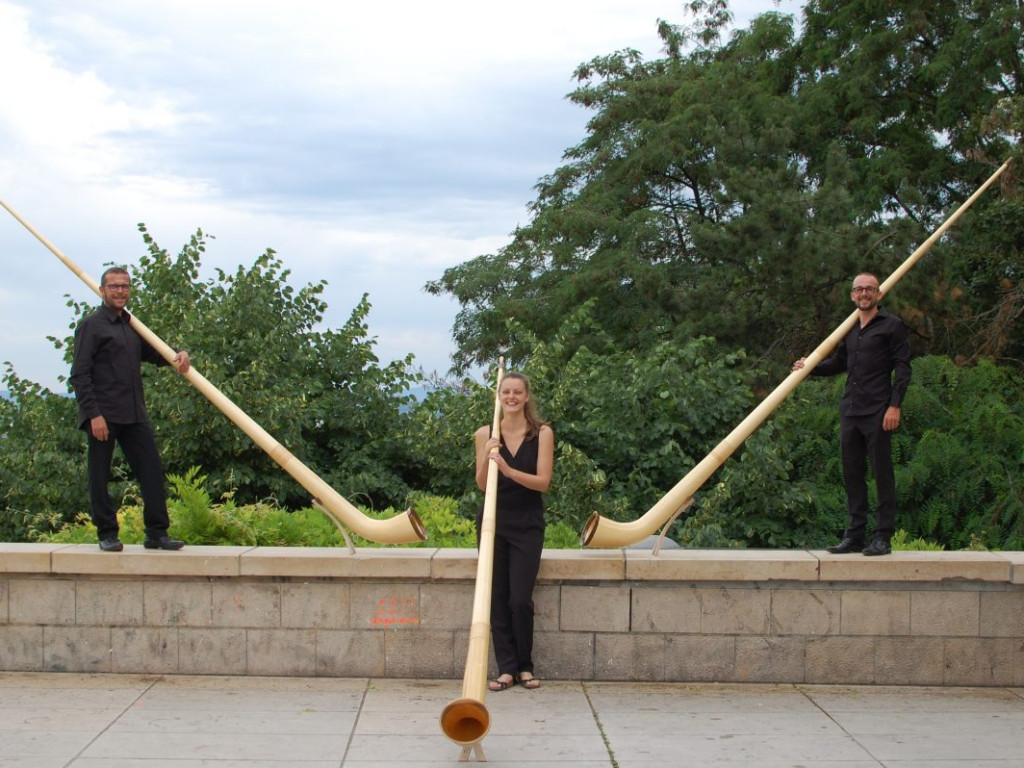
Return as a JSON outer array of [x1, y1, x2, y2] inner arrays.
[[477, 430, 546, 677]]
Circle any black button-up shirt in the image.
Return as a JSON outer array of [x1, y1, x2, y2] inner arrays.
[[811, 307, 912, 418], [70, 305, 167, 429]]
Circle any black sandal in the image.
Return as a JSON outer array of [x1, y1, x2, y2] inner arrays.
[[518, 674, 541, 690], [488, 675, 515, 692]]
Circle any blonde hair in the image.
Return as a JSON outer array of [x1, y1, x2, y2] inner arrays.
[[501, 371, 548, 440]]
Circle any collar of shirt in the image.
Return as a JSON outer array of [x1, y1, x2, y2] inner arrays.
[[98, 303, 132, 324]]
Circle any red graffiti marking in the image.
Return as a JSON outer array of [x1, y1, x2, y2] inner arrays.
[[371, 596, 420, 626]]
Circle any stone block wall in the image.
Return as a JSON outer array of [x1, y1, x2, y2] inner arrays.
[[1, 543, 1022, 685]]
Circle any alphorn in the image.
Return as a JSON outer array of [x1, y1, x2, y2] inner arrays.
[[582, 159, 1013, 548], [0, 196, 426, 545], [440, 357, 504, 757]]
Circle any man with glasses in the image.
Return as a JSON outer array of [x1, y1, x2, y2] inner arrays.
[[793, 272, 911, 556], [70, 267, 190, 552]]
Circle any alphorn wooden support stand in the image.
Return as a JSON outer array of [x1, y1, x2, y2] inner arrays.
[[651, 497, 694, 556], [458, 743, 486, 762], [311, 499, 356, 554]]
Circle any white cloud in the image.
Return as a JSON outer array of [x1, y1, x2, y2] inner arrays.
[[0, 4, 202, 185], [0, 0, 802, 390]]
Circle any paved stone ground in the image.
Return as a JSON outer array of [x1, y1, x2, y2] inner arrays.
[[1, 673, 1022, 767]]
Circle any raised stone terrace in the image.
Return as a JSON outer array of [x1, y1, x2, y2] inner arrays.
[[1, 544, 1022, 686]]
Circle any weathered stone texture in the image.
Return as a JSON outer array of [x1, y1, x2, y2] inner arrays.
[[0, 546, 1020, 686]]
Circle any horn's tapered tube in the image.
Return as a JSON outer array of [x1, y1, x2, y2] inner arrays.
[[0, 197, 426, 545], [582, 159, 1012, 548], [440, 358, 504, 745]]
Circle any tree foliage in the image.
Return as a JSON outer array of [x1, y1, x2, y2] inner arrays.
[[417, 0, 1023, 550], [126, 226, 424, 509], [403, 302, 755, 533], [0, 367, 80, 540], [1, 227, 422, 540], [680, 354, 1024, 550], [427, 0, 1023, 376]]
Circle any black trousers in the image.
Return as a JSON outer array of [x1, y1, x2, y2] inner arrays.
[[86, 421, 170, 541], [478, 507, 544, 678], [840, 409, 896, 543]]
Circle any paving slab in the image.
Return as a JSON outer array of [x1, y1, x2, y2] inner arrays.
[[0, 731, 98, 762], [0, 673, 1022, 767], [68, 762, 332, 768], [801, 683, 1024, 711]]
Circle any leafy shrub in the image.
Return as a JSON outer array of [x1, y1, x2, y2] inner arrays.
[[661, 355, 1024, 551], [894, 357, 1024, 549], [0, 368, 84, 539], [890, 529, 945, 551], [36, 469, 581, 548]]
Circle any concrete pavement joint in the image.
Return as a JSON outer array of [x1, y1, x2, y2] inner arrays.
[[583, 681, 619, 768], [339, 677, 373, 766], [797, 685, 884, 765], [66, 674, 161, 768]]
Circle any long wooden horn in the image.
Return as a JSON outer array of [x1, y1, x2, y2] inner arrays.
[[0, 197, 426, 545], [440, 357, 504, 753], [582, 159, 1012, 548]]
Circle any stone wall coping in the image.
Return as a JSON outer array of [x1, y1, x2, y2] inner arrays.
[[999, 551, 1024, 584], [538, 548, 626, 581], [0, 543, 70, 573], [624, 548, 820, 582], [1, 543, 1021, 583], [816, 549, 1013, 583], [240, 546, 434, 579], [51, 543, 251, 577]]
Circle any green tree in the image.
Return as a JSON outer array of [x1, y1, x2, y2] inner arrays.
[[795, 0, 1024, 366], [427, 0, 1021, 378], [896, 356, 1024, 548], [1, 226, 422, 540], [403, 302, 755, 533], [683, 355, 1024, 550], [127, 227, 423, 509], [406, 376, 494, 514], [130, 230, 421, 512], [0, 368, 81, 540]]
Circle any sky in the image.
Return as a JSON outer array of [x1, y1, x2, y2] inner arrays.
[[0, 0, 800, 392]]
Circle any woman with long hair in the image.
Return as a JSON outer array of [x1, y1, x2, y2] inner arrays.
[[474, 371, 554, 691]]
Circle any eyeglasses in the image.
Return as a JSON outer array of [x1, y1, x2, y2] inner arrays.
[[852, 286, 879, 294], [103, 284, 131, 292]]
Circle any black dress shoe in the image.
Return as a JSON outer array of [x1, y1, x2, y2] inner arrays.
[[825, 537, 865, 554], [99, 538, 124, 552], [143, 535, 185, 551], [862, 539, 892, 556]]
